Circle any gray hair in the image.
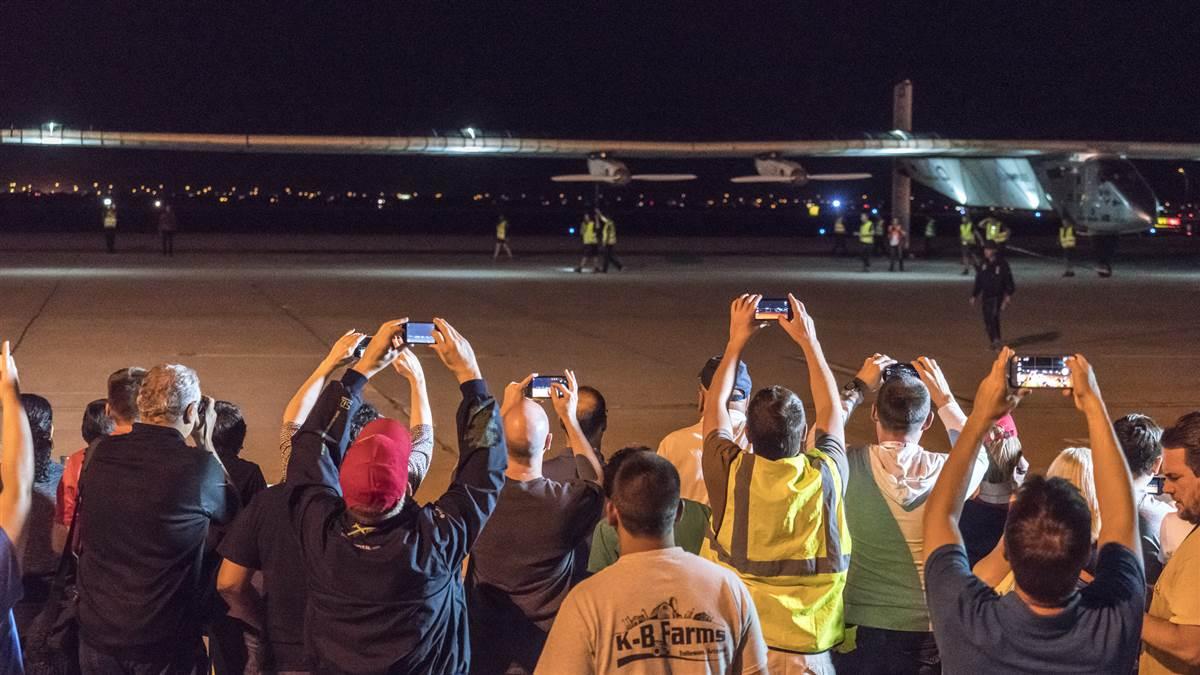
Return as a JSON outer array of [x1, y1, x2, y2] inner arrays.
[[137, 364, 201, 424]]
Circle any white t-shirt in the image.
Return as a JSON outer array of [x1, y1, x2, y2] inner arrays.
[[657, 411, 747, 506], [536, 547, 768, 675]]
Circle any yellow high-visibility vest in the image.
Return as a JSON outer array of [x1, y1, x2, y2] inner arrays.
[[1059, 224, 1076, 248], [700, 451, 850, 653], [582, 217, 598, 245], [858, 221, 874, 244], [959, 221, 974, 245], [601, 216, 617, 245], [496, 218, 508, 240], [103, 211, 117, 229], [833, 218, 846, 235]]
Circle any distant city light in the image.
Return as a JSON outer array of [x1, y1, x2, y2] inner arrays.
[[153, 200, 162, 208], [102, 198, 113, 207]]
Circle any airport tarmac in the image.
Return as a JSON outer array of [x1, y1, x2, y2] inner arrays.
[[0, 233, 1196, 501]]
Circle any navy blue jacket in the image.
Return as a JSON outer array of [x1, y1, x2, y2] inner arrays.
[[286, 371, 506, 675]]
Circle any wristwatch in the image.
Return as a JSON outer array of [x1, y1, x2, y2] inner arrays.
[[841, 378, 866, 403]]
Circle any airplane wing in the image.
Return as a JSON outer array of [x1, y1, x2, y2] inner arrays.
[[730, 176, 794, 184], [807, 173, 873, 181], [4, 128, 1200, 160], [550, 175, 623, 183], [629, 174, 697, 182]]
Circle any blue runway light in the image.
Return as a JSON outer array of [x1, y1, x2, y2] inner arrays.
[[1149, 227, 1157, 234], [569, 227, 576, 235], [831, 199, 842, 208], [1034, 211, 1042, 218], [818, 228, 827, 236], [871, 208, 878, 215]]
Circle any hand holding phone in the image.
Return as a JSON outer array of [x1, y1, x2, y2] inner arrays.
[[1008, 355, 1072, 389], [526, 375, 569, 399], [754, 297, 793, 321], [403, 322, 438, 346]]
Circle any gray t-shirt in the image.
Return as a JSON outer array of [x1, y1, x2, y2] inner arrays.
[[925, 542, 1144, 674], [467, 475, 605, 673]]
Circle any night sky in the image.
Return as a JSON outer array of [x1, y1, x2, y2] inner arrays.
[[2, 2, 1198, 192]]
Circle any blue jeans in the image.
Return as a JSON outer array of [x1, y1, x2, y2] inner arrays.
[[79, 639, 206, 675]]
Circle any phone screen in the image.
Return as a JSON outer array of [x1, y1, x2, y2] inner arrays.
[[1148, 476, 1165, 496], [884, 363, 919, 380], [403, 322, 437, 345], [755, 297, 792, 320], [1009, 355, 1071, 389], [527, 375, 568, 399]]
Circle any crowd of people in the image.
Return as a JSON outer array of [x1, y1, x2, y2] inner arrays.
[[0, 294, 1196, 675]]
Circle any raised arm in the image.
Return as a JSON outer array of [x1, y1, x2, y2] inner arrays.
[[550, 369, 602, 483], [283, 330, 365, 427], [924, 348, 1026, 556], [0, 341, 34, 544], [779, 293, 844, 446], [429, 319, 507, 561], [813, 353, 893, 449], [703, 294, 766, 440], [1069, 354, 1137, 556], [392, 349, 434, 490], [286, 320, 406, 488]]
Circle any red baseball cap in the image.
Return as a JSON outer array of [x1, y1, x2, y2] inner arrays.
[[339, 418, 412, 512], [995, 414, 1018, 439]]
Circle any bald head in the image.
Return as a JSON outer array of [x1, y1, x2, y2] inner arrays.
[[503, 399, 551, 460]]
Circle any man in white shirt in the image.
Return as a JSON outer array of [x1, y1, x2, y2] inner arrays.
[[537, 452, 768, 674], [657, 356, 751, 505]]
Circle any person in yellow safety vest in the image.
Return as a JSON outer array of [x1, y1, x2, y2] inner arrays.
[[492, 215, 513, 261], [832, 216, 848, 256], [858, 214, 875, 272], [1059, 219, 1077, 277], [599, 211, 623, 273], [701, 294, 850, 674], [102, 200, 118, 254], [923, 216, 937, 258], [960, 215, 977, 275], [575, 213, 601, 273]]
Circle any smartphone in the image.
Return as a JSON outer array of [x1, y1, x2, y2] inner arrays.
[[1008, 355, 1072, 389], [351, 334, 372, 359], [526, 375, 568, 399], [754, 297, 793, 321], [1148, 476, 1165, 496], [884, 363, 919, 380], [402, 322, 438, 345]]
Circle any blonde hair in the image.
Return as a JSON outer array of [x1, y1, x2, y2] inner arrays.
[[1047, 447, 1101, 541]]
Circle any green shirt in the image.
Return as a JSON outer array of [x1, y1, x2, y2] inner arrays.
[[587, 499, 711, 573]]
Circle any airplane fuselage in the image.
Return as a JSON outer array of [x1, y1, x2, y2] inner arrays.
[[902, 157, 1157, 234]]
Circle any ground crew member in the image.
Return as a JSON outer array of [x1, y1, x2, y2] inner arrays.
[[575, 212, 600, 273], [923, 216, 936, 257], [599, 211, 622, 273], [960, 214, 977, 274], [971, 241, 1015, 350], [831, 216, 848, 255], [858, 214, 875, 272], [1059, 219, 1076, 277], [873, 216, 887, 256], [887, 218, 907, 272], [492, 214, 513, 261], [158, 204, 177, 257], [102, 199, 118, 254]]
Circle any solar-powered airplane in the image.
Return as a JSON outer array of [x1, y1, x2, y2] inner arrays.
[[5, 82, 1197, 244]]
